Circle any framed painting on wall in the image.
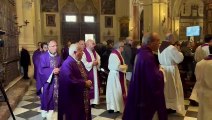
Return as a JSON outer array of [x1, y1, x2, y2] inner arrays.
[[46, 14, 56, 27], [101, 0, 115, 14], [41, 0, 58, 12], [105, 16, 113, 28], [120, 22, 129, 38]]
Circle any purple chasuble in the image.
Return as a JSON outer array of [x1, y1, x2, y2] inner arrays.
[[38, 52, 62, 111], [58, 56, 91, 120], [83, 48, 99, 99], [204, 55, 212, 60], [111, 49, 127, 104], [32, 49, 42, 79], [201, 43, 209, 47], [123, 46, 167, 120]]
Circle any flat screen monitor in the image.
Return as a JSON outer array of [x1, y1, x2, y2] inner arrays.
[[186, 26, 200, 37]]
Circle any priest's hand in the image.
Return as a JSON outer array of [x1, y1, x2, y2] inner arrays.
[[93, 60, 98, 66], [53, 68, 60, 74], [85, 80, 92, 88], [119, 64, 128, 73]]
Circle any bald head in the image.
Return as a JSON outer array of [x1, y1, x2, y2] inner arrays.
[[86, 39, 96, 50], [142, 32, 160, 52], [165, 33, 175, 43], [142, 32, 159, 45], [48, 40, 58, 54]]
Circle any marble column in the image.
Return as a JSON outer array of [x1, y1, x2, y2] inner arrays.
[[143, 0, 168, 40], [133, 5, 139, 40], [16, 0, 36, 52], [16, 0, 24, 48], [34, 0, 42, 45]]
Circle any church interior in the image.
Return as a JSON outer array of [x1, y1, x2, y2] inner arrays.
[[0, 0, 212, 120]]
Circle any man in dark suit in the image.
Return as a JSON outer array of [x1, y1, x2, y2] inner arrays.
[[20, 46, 31, 79]]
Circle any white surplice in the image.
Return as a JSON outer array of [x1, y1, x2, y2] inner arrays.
[[81, 48, 101, 105], [106, 52, 127, 113], [195, 59, 212, 120], [190, 44, 209, 102], [158, 45, 185, 115], [194, 44, 209, 62]]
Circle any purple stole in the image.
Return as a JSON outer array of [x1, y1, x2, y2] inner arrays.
[[83, 48, 99, 99], [76, 61, 90, 120], [112, 50, 127, 104], [204, 55, 212, 60], [201, 43, 209, 47]]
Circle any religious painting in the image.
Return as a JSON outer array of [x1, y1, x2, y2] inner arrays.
[[46, 14, 56, 27], [105, 16, 113, 28], [101, 0, 115, 14], [41, 0, 58, 12], [120, 22, 129, 38]]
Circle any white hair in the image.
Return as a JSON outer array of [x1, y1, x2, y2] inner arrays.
[[165, 33, 174, 41], [114, 41, 124, 49], [69, 43, 78, 56]]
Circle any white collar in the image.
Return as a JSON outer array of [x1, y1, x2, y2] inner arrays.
[[48, 51, 57, 57]]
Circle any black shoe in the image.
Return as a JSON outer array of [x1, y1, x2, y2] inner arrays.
[[116, 111, 120, 113], [190, 100, 199, 106], [108, 110, 114, 113], [167, 109, 176, 114], [91, 104, 96, 108]]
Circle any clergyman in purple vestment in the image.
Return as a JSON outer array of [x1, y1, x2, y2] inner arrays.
[[38, 40, 62, 120], [122, 33, 167, 120], [81, 39, 101, 106], [58, 43, 92, 120], [32, 42, 42, 80], [34, 42, 48, 95]]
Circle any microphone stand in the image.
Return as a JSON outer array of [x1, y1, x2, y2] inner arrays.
[[0, 30, 16, 119], [0, 67, 16, 120]]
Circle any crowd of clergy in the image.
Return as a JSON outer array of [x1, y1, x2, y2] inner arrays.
[[31, 32, 212, 120]]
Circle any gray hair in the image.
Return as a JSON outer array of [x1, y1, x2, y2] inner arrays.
[[113, 41, 124, 49], [69, 43, 78, 56], [142, 33, 154, 45], [125, 36, 133, 43], [165, 33, 174, 41]]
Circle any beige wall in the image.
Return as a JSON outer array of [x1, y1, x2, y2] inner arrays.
[[100, 0, 130, 42], [16, 0, 36, 52], [18, 0, 199, 51], [16, 0, 133, 52]]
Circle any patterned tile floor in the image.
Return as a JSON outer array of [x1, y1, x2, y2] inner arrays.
[[9, 81, 198, 120]]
